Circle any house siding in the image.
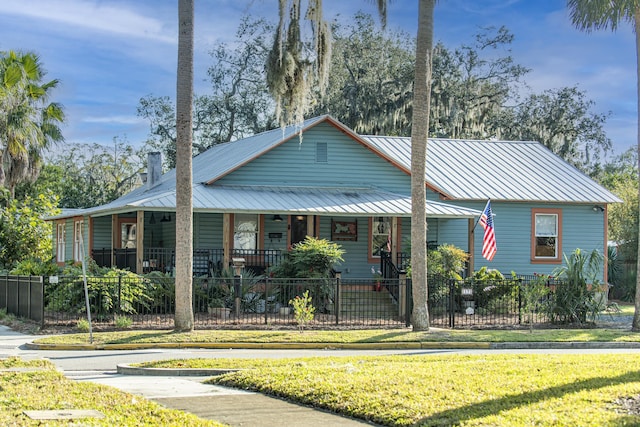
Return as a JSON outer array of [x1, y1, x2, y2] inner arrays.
[[217, 123, 411, 194], [92, 217, 111, 250], [465, 202, 606, 280]]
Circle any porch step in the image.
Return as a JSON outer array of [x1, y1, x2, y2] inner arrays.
[[337, 289, 398, 317]]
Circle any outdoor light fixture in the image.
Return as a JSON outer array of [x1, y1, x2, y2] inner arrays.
[[161, 214, 172, 222], [592, 205, 604, 212], [273, 215, 283, 222]]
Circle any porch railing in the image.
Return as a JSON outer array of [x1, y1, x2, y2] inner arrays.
[[92, 247, 284, 276]]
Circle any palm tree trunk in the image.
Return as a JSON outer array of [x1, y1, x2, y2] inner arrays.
[[632, 6, 640, 332], [410, 0, 436, 331], [174, 0, 194, 332]]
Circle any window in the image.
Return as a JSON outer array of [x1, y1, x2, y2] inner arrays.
[[73, 220, 84, 262], [316, 142, 328, 163], [370, 217, 391, 258], [234, 214, 258, 251], [121, 223, 136, 248], [532, 208, 562, 263], [56, 223, 65, 263]]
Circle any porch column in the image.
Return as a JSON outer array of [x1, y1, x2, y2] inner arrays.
[[223, 213, 231, 268], [391, 217, 398, 266], [467, 218, 475, 275], [111, 215, 118, 267], [306, 215, 315, 238], [136, 211, 144, 274]]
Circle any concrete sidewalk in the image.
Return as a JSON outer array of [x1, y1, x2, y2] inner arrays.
[[0, 325, 377, 426], [68, 370, 376, 426]]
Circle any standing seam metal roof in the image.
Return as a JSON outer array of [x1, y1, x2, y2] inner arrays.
[[361, 135, 621, 203]]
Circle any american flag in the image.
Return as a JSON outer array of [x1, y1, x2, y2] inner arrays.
[[479, 200, 497, 261]]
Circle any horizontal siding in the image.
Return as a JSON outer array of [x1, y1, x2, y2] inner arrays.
[[469, 202, 606, 280], [92, 217, 112, 250], [218, 123, 411, 194], [195, 213, 223, 248]]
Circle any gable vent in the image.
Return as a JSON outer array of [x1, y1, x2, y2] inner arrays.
[[316, 142, 328, 163]]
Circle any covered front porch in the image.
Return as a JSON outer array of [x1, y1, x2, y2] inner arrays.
[[86, 189, 479, 279]]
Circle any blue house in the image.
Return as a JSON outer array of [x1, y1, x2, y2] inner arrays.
[[49, 115, 620, 282]]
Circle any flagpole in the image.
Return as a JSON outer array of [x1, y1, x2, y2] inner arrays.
[[472, 199, 491, 231]]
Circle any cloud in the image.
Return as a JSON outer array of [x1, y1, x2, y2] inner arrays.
[[0, 0, 175, 44], [83, 115, 145, 125]]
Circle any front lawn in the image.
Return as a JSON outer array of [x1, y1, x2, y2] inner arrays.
[[32, 326, 640, 346], [0, 357, 223, 426], [140, 354, 640, 426]]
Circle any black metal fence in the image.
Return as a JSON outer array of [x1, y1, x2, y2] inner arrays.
[[1, 274, 604, 330], [427, 275, 558, 328], [39, 275, 411, 329]]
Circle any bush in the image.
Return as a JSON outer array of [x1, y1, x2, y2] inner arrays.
[[548, 248, 604, 324], [10, 258, 58, 276], [463, 267, 518, 311], [269, 237, 343, 312], [76, 318, 90, 332], [47, 265, 153, 317], [114, 315, 133, 329], [290, 290, 315, 332]]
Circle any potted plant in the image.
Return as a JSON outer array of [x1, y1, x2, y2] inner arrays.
[[208, 298, 231, 319]]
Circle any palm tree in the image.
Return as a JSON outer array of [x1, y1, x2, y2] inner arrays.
[[174, 0, 194, 332], [266, 0, 435, 330], [410, 0, 436, 331], [0, 51, 65, 199], [566, 0, 640, 331]]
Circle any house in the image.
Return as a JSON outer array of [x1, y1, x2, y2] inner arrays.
[[48, 115, 620, 281]]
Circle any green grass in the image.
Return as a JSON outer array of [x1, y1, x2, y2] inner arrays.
[[0, 357, 225, 426], [141, 354, 640, 426], [32, 326, 640, 346]]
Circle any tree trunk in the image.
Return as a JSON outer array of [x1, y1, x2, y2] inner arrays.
[[410, 0, 435, 331], [632, 6, 640, 332], [174, 0, 194, 332]]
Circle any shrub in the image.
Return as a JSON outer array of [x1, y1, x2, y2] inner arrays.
[[548, 248, 604, 324], [520, 274, 551, 332], [76, 318, 90, 332], [114, 315, 132, 329], [10, 258, 58, 276], [270, 237, 343, 312], [47, 266, 153, 317], [274, 236, 344, 278], [463, 267, 518, 311], [290, 290, 315, 332]]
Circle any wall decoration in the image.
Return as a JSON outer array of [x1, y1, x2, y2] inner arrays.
[[332, 220, 357, 241]]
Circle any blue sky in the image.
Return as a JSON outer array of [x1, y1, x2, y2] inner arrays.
[[0, 0, 636, 155]]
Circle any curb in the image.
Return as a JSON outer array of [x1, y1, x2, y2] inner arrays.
[[25, 340, 640, 351], [116, 363, 240, 376]]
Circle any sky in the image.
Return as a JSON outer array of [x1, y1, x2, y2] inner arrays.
[[0, 0, 636, 156]]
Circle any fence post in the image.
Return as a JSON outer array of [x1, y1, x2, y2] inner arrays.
[[232, 275, 241, 320], [517, 278, 523, 325], [265, 278, 270, 324], [117, 275, 122, 315], [333, 272, 341, 325], [448, 279, 456, 328], [398, 271, 410, 327]]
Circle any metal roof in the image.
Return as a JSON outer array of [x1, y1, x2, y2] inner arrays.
[[361, 135, 622, 204], [48, 115, 620, 220], [58, 185, 481, 219], [122, 116, 329, 201]]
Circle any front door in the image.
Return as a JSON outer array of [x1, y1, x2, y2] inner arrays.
[[291, 215, 308, 247]]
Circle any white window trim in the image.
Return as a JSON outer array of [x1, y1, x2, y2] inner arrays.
[[57, 223, 66, 263], [73, 220, 83, 262]]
